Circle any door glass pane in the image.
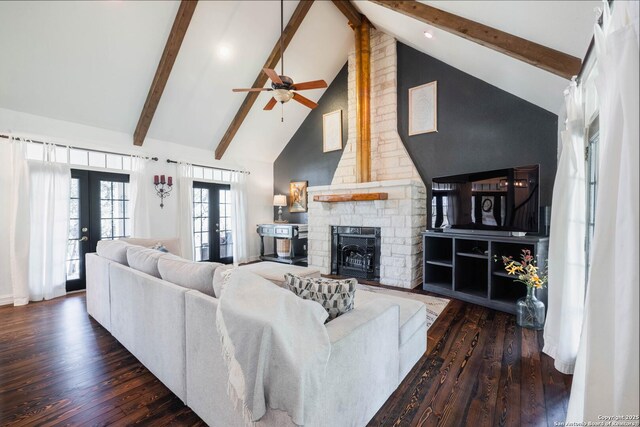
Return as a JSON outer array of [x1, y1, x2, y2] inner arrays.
[[193, 188, 209, 261], [99, 180, 130, 240], [66, 178, 81, 280], [219, 189, 233, 259]]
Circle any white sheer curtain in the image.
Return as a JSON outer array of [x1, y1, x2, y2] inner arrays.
[[543, 81, 586, 374], [178, 162, 195, 261], [7, 137, 31, 306], [567, 1, 639, 421], [230, 171, 249, 266], [129, 155, 151, 238], [27, 143, 70, 301]]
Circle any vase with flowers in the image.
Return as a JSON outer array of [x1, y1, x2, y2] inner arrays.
[[496, 249, 547, 330]]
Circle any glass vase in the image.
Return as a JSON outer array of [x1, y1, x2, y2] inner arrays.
[[516, 287, 545, 330]]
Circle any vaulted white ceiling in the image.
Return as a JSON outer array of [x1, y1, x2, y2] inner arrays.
[[354, 0, 599, 114], [0, 1, 598, 163], [0, 1, 353, 162]]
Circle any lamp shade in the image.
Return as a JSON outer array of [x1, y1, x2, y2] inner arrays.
[[273, 194, 287, 207]]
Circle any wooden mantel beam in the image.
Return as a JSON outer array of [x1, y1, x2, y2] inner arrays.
[[368, 0, 581, 79], [133, 0, 198, 146], [214, 1, 314, 160], [332, 0, 363, 27]]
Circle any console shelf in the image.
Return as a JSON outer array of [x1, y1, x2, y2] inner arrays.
[[422, 231, 548, 315]]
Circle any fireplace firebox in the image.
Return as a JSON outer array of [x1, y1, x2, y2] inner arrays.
[[331, 226, 381, 280]]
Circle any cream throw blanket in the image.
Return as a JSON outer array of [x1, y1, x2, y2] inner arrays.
[[216, 269, 331, 425]]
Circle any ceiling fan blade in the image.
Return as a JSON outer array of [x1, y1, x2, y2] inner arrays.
[[264, 97, 278, 111], [291, 80, 328, 91], [292, 92, 318, 109], [232, 88, 272, 92], [263, 68, 283, 85]]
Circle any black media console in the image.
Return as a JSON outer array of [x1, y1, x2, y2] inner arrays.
[[422, 231, 549, 314]]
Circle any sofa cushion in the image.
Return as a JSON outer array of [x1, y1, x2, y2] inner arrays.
[[126, 246, 165, 278], [96, 239, 131, 265], [239, 262, 321, 287], [284, 274, 357, 321], [158, 257, 222, 297], [119, 237, 181, 257], [355, 290, 426, 346]]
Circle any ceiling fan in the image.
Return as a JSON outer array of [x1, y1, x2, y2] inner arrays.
[[232, 0, 327, 112]]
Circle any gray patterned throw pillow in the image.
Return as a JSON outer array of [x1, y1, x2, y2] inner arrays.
[[284, 274, 357, 321]]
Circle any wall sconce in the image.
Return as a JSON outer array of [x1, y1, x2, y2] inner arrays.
[[154, 175, 173, 208], [273, 194, 288, 223]]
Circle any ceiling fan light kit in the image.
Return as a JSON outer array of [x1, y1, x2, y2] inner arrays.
[[273, 88, 294, 103], [232, 0, 328, 114]]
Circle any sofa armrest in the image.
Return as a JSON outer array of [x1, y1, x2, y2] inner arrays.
[[320, 300, 400, 426], [85, 253, 112, 331]]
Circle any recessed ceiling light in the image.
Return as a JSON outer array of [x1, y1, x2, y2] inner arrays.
[[217, 44, 232, 60], [424, 31, 433, 39]]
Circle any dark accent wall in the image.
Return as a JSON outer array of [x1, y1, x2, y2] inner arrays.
[[273, 62, 348, 223], [396, 42, 558, 226]]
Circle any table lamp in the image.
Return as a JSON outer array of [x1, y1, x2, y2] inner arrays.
[[273, 194, 288, 223]]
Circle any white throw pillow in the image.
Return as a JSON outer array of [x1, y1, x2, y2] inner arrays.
[[126, 246, 166, 278], [96, 240, 131, 265], [158, 257, 222, 297]]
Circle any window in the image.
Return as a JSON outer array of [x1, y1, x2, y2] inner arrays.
[[66, 178, 81, 280], [585, 116, 599, 276], [193, 187, 210, 262], [100, 180, 131, 239], [25, 142, 133, 171]]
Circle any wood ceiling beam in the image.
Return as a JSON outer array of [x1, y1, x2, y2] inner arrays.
[[214, 0, 315, 160], [332, 0, 363, 27], [355, 17, 371, 183], [368, 0, 581, 79], [133, 0, 198, 146]]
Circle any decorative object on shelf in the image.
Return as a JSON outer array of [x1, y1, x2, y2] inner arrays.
[[289, 181, 308, 213], [408, 81, 437, 135], [323, 109, 342, 152], [273, 194, 288, 223], [276, 238, 291, 258], [153, 175, 173, 209], [496, 248, 548, 329]]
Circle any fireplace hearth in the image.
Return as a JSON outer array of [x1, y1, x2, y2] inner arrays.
[[331, 226, 381, 280]]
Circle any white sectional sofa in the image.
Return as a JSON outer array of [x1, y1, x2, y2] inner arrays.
[[86, 240, 427, 426]]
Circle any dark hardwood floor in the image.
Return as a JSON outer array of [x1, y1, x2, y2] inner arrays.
[[0, 291, 571, 426]]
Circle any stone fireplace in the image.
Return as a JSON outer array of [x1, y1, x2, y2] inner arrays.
[[307, 180, 425, 288], [306, 29, 427, 289]]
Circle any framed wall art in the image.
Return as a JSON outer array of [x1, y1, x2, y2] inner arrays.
[[408, 81, 438, 135], [289, 181, 308, 213], [323, 109, 342, 152]]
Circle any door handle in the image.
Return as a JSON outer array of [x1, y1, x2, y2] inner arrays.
[[80, 236, 89, 242]]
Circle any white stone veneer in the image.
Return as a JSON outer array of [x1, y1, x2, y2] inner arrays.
[[307, 180, 426, 289]]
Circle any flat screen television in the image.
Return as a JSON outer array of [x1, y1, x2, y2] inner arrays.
[[431, 164, 540, 234]]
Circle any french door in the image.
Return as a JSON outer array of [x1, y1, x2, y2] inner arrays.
[[66, 170, 130, 291], [193, 182, 233, 264]]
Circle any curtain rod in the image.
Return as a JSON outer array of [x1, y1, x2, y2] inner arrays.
[[0, 134, 159, 161], [165, 158, 250, 175], [576, 2, 608, 84]]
